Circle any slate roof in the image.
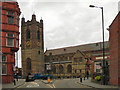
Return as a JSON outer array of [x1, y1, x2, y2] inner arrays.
[[45, 41, 109, 56]]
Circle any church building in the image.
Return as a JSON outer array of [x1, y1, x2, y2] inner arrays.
[[21, 14, 44, 77]]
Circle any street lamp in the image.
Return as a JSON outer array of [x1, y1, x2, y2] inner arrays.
[[89, 5, 106, 85]]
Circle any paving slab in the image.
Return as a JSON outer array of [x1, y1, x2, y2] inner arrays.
[[2, 79, 25, 89], [77, 78, 119, 89]]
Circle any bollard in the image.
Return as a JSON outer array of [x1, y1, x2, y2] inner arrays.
[[16, 76, 18, 81], [48, 77, 50, 83], [84, 77, 85, 80], [87, 75, 89, 79], [80, 77, 82, 83], [13, 79, 16, 85]]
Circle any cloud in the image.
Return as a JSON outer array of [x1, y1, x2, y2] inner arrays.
[[17, 0, 119, 67], [19, 1, 117, 49]]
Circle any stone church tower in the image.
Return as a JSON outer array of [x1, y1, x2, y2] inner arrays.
[[21, 14, 44, 77]]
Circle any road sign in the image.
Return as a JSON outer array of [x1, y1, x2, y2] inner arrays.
[[46, 65, 51, 70]]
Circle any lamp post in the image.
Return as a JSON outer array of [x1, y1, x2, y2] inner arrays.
[[89, 5, 106, 85]]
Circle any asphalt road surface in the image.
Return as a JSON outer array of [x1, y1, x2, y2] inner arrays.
[[16, 79, 50, 89], [16, 78, 92, 89], [52, 78, 91, 88]]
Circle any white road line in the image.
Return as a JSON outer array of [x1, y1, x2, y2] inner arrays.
[[47, 84, 53, 88], [52, 84, 56, 88]]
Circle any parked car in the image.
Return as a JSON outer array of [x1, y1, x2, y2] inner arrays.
[[26, 75, 35, 82], [34, 73, 53, 80]]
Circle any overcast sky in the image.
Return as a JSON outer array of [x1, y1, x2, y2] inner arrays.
[[16, 0, 120, 67]]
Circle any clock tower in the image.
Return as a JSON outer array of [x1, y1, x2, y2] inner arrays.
[[21, 14, 44, 77]]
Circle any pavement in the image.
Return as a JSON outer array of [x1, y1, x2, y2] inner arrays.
[[77, 78, 119, 89], [2, 79, 25, 89]]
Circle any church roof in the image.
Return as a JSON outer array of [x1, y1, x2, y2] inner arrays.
[[45, 41, 109, 56]]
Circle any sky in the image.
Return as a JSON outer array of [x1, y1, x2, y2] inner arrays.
[[16, 0, 120, 67]]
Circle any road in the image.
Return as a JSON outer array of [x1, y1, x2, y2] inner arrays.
[[16, 78, 92, 89], [16, 79, 50, 89], [53, 78, 91, 88]]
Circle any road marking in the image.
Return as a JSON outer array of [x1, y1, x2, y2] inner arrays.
[[47, 84, 53, 88], [52, 84, 56, 88], [26, 82, 39, 87], [15, 82, 26, 89]]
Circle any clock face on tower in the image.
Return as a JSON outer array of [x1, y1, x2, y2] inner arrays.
[[26, 41, 30, 47], [37, 42, 40, 46]]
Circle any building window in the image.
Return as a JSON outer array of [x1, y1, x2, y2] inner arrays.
[[56, 58, 58, 61], [65, 57, 68, 60], [7, 16, 14, 24], [2, 55, 7, 75], [26, 30, 30, 40], [7, 11, 14, 24], [16, 39, 18, 47], [69, 56, 72, 60], [16, 34, 19, 39], [49, 52, 52, 56], [6, 38, 14, 47], [74, 58, 77, 62], [7, 11, 14, 16], [16, 14, 19, 25], [52, 66, 56, 74], [7, 33, 14, 37], [96, 69, 101, 73], [67, 64, 72, 73], [59, 65, 64, 74], [79, 57, 82, 62], [2, 55, 6, 62], [6, 33, 14, 47], [37, 30, 40, 40], [95, 63, 101, 73]]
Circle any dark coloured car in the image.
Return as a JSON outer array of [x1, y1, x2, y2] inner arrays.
[[26, 75, 35, 82]]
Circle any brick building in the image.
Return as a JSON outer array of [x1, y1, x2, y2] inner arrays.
[[1, 1, 21, 83], [91, 46, 109, 80], [21, 14, 44, 77], [45, 41, 109, 78], [109, 12, 120, 86]]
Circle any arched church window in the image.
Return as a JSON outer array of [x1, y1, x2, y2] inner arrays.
[[26, 30, 30, 39], [59, 65, 64, 74], [37, 30, 40, 40], [67, 64, 72, 73], [52, 66, 56, 74]]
